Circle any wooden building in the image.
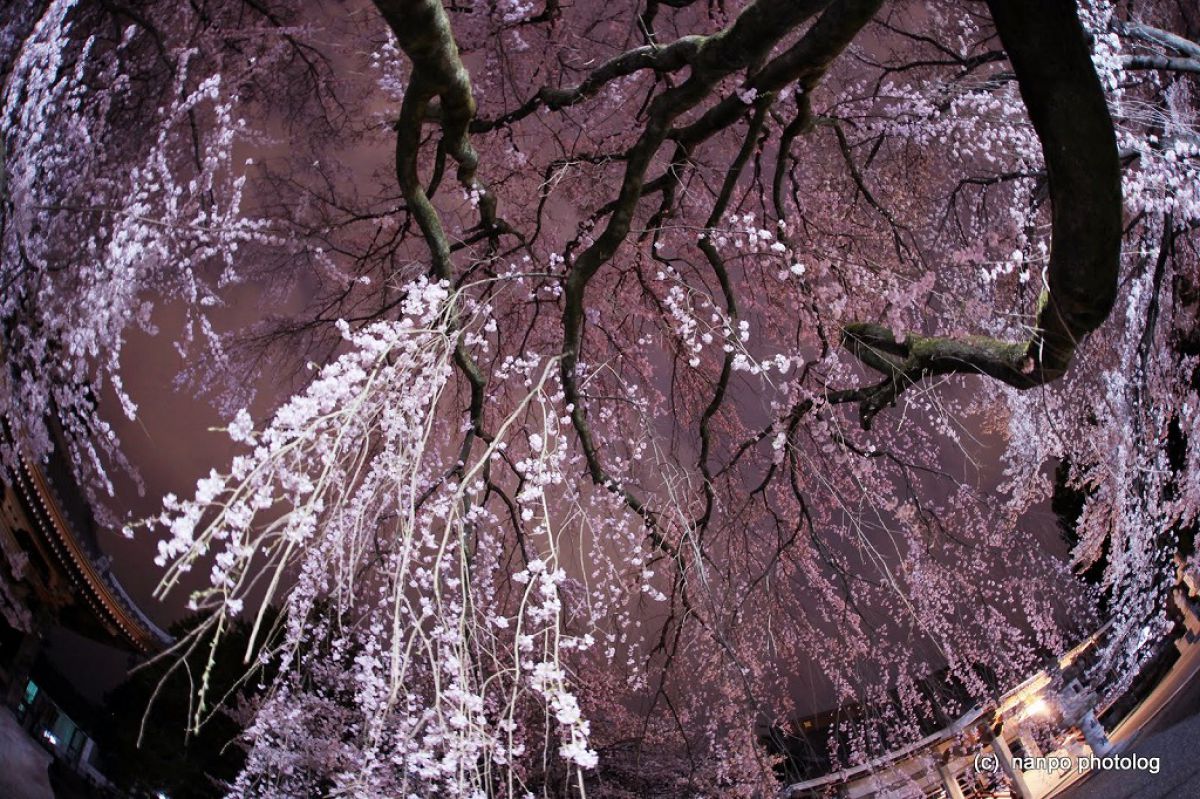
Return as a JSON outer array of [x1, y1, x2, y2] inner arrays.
[[0, 443, 170, 782]]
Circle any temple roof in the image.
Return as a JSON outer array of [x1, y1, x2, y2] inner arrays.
[[8, 452, 172, 654]]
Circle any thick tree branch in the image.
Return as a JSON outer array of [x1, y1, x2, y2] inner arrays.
[[1121, 54, 1200, 74], [838, 0, 1122, 429], [470, 35, 705, 132], [670, 0, 884, 148], [375, 0, 490, 457], [1118, 21, 1200, 60], [560, 0, 836, 502]]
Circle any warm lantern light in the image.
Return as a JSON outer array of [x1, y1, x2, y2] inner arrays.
[[1025, 698, 1051, 718]]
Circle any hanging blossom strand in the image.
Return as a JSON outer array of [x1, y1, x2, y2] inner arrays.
[[143, 279, 606, 798]]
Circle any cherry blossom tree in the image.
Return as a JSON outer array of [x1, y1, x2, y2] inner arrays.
[[2, 0, 1199, 796]]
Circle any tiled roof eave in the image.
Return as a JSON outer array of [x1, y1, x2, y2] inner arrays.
[[16, 456, 168, 653]]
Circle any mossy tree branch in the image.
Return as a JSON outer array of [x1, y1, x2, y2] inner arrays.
[[838, 0, 1122, 429], [375, 0, 490, 459]]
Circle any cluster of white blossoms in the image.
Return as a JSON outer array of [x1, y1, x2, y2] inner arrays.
[[144, 278, 606, 796], [0, 0, 275, 498], [655, 263, 733, 369]]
